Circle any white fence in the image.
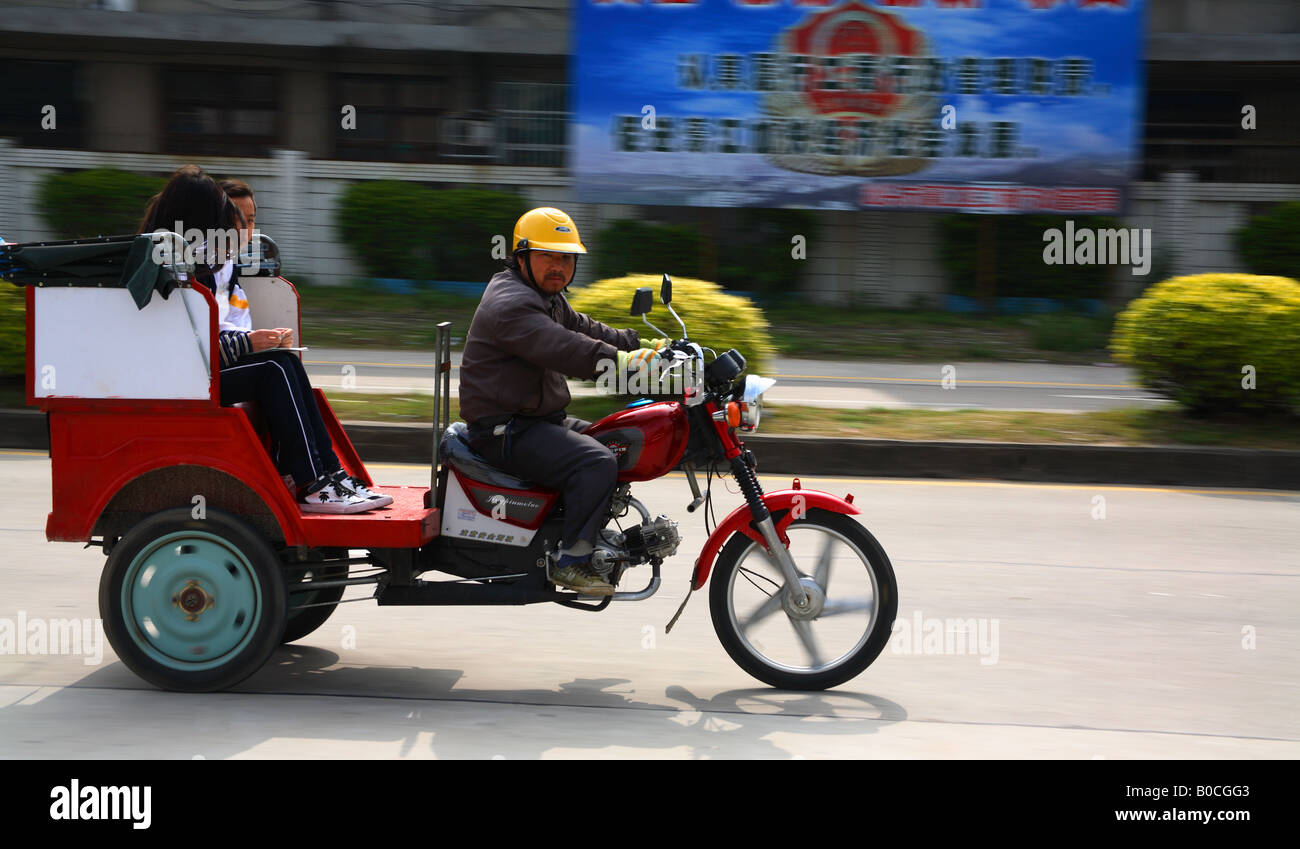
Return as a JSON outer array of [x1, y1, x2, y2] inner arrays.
[[0, 141, 585, 289], [1, 139, 1294, 304]]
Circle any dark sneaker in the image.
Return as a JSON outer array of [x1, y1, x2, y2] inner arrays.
[[299, 474, 375, 514], [331, 469, 393, 508], [550, 556, 614, 596]]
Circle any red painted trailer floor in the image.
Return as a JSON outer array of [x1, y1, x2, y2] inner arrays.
[[298, 485, 439, 549]]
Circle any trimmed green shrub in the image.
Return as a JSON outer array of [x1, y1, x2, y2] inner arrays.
[[428, 189, 531, 282], [568, 274, 775, 376], [1234, 201, 1300, 280], [939, 214, 1118, 299], [717, 208, 818, 294], [1111, 273, 1300, 414], [333, 181, 528, 281], [592, 220, 703, 280], [36, 168, 166, 239], [592, 209, 818, 295], [0, 284, 24, 379], [333, 180, 438, 279]]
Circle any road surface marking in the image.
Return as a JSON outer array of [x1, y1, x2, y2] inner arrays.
[[304, 361, 1138, 391], [1053, 394, 1168, 401], [775, 373, 1138, 389], [306, 360, 441, 369]]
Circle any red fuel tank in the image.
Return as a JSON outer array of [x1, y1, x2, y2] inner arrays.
[[585, 401, 690, 482]]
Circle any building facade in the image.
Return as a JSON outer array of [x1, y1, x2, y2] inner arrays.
[[1, 0, 1297, 300]]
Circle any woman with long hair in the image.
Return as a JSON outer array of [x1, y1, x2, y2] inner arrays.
[[142, 165, 388, 512]]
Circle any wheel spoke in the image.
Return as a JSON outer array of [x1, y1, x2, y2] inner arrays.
[[741, 591, 784, 631], [819, 597, 873, 618], [738, 565, 781, 593], [790, 619, 825, 668], [813, 535, 834, 592]]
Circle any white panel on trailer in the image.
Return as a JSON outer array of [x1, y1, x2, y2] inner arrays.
[[33, 287, 213, 400], [239, 276, 300, 342]]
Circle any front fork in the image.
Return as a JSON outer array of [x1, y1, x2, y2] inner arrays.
[[726, 454, 810, 609]]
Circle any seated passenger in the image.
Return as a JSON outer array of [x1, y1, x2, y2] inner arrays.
[[139, 165, 389, 513]]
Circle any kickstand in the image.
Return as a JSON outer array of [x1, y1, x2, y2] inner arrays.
[[664, 581, 696, 634]]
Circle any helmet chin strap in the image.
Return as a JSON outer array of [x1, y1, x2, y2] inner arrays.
[[515, 250, 537, 288]]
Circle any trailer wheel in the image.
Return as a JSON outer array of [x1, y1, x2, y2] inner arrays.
[[99, 507, 286, 692]]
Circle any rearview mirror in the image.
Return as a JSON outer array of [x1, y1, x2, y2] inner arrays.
[[661, 273, 672, 305], [630, 287, 653, 316]]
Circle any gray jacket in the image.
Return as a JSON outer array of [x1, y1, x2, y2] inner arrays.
[[458, 268, 640, 424]]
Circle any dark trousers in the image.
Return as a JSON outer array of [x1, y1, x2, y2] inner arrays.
[[469, 417, 618, 551], [219, 349, 339, 486]]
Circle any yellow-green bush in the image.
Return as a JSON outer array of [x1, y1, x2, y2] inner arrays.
[[0, 284, 25, 380], [1111, 273, 1300, 414], [568, 274, 775, 376]]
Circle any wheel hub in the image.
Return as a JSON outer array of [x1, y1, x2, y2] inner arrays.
[[173, 580, 214, 622], [782, 577, 825, 620]]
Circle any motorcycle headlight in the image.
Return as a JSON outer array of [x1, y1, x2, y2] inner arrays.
[[739, 397, 762, 431], [738, 374, 776, 432]]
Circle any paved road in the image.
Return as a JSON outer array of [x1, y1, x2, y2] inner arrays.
[[1, 451, 1296, 759], [302, 348, 1169, 414]]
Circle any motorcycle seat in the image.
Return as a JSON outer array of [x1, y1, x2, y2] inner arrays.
[[439, 422, 540, 491]]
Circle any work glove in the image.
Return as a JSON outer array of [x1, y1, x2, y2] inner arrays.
[[617, 347, 661, 374], [645, 337, 671, 352]]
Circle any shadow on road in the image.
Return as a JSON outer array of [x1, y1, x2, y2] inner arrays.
[[2, 644, 907, 759]]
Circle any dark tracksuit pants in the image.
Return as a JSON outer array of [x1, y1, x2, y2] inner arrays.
[[468, 416, 618, 552], [219, 349, 340, 487]]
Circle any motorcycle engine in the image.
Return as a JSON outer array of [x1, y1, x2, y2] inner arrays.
[[588, 516, 681, 584], [622, 515, 681, 563], [588, 528, 629, 584]]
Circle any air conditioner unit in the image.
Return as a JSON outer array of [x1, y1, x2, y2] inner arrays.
[[442, 115, 496, 159]]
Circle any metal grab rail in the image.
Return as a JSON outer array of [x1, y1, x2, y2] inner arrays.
[[431, 321, 452, 494]]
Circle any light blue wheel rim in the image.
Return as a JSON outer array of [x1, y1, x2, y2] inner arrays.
[[121, 530, 263, 672]]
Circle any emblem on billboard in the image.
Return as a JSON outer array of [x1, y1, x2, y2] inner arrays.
[[763, 1, 937, 177]]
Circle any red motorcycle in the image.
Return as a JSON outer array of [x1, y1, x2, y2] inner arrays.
[[8, 232, 896, 691], [426, 276, 898, 690]]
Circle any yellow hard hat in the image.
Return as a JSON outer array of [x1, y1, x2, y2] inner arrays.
[[512, 207, 587, 254]]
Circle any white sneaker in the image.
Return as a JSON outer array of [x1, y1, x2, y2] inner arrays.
[[299, 474, 376, 514], [332, 470, 393, 508]]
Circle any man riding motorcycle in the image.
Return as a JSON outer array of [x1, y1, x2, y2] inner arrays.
[[458, 207, 667, 595]]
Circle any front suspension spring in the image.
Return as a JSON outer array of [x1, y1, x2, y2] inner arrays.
[[730, 455, 768, 522]]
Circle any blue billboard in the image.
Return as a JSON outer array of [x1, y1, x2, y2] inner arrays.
[[573, 0, 1145, 213]]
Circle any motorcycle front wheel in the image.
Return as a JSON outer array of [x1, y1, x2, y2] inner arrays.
[[709, 508, 897, 691]]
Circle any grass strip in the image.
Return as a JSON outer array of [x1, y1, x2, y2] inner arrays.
[[295, 283, 1118, 363]]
